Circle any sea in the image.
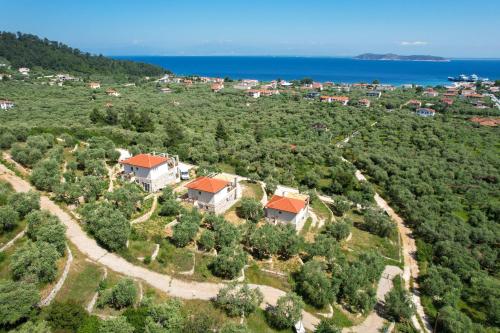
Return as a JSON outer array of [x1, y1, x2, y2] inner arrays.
[[114, 56, 500, 86]]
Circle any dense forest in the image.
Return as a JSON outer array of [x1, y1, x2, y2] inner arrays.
[[0, 32, 166, 77], [348, 116, 499, 330]]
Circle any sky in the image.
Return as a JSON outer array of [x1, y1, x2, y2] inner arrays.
[[1, 0, 500, 58]]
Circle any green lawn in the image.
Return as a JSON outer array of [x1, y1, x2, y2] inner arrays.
[[241, 180, 264, 201], [246, 309, 294, 333], [345, 210, 400, 263], [245, 264, 291, 292], [127, 239, 157, 259], [55, 245, 102, 304], [311, 197, 333, 224]]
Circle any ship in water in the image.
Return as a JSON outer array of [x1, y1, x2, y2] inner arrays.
[[448, 74, 489, 82]]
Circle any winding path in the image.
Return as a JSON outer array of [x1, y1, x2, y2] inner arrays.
[[0, 161, 412, 332], [0, 163, 321, 330], [131, 194, 158, 224], [332, 126, 432, 332]]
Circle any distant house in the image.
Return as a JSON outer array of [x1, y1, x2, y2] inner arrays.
[[312, 82, 323, 91], [120, 153, 179, 192], [158, 74, 170, 84], [106, 88, 120, 97], [359, 98, 371, 107], [18, 67, 30, 75], [260, 89, 280, 96], [89, 82, 101, 89], [186, 176, 240, 214], [247, 90, 261, 98], [211, 83, 224, 92], [376, 84, 396, 91], [105, 102, 114, 108], [183, 79, 193, 86], [265, 194, 309, 230], [0, 100, 14, 110], [407, 99, 422, 108], [422, 88, 439, 97], [441, 98, 454, 106], [279, 80, 293, 87], [320, 96, 350, 105], [466, 93, 483, 100], [366, 90, 382, 98], [489, 86, 500, 93], [159, 87, 172, 94], [0, 73, 12, 80], [416, 108, 436, 117], [305, 91, 320, 99]]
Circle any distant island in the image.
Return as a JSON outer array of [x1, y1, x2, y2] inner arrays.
[[354, 53, 449, 62]]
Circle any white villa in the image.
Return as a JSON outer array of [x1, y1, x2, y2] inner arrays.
[[120, 153, 180, 192], [18, 67, 30, 75], [89, 82, 101, 89], [106, 88, 120, 97], [0, 100, 14, 110], [416, 108, 436, 117], [186, 175, 240, 214], [265, 187, 309, 230]]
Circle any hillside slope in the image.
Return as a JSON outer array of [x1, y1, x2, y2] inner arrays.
[[0, 31, 166, 76]]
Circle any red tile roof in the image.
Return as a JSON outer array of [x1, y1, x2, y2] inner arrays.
[[120, 154, 168, 169], [186, 177, 230, 193], [266, 195, 306, 214]]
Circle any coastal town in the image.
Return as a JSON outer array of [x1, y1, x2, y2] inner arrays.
[[0, 26, 499, 333]]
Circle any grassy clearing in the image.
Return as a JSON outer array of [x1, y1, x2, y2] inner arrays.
[[127, 239, 157, 259], [152, 241, 195, 273], [245, 263, 291, 292], [241, 180, 264, 201], [311, 197, 333, 223], [55, 244, 102, 304], [246, 309, 294, 333], [344, 210, 400, 262]]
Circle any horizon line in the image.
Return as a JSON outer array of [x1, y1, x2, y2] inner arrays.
[[109, 54, 500, 61]]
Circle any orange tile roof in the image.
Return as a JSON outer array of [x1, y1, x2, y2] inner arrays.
[[266, 195, 306, 214], [186, 176, 230, 193], [120, 154, 168, 169]]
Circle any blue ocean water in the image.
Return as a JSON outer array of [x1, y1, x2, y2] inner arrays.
[[115, 56, 500, 86]]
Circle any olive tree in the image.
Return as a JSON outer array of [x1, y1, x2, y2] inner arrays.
[[11, 240, 60, 283], [211, 246, 247, 279], [215, 282, 263, 317], [8, 191, 40, 218], [0, 206, 19, 232], [295, 260, 334, 308], [266, 292, 304, 329], [0, 279, 40, 326], [98, 316, 134, 333], [237, 197, 263, 222]]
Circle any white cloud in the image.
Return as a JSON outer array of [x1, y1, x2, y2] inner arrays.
[[400, 41, 428, 46]]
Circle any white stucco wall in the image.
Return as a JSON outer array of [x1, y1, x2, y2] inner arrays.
[[123, 162, 178, 192]]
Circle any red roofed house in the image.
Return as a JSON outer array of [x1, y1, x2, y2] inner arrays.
[[441, 98, 454, 106], [359, 99, 371, 107], [422, 88, 439, 97], [265, 194, 309, 230], [120, 153, 179, 192], [186, 176, 240, 214], [320, 96, 350, 105], [211, 83, 224, 92], [408, 100, 422, 108]]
